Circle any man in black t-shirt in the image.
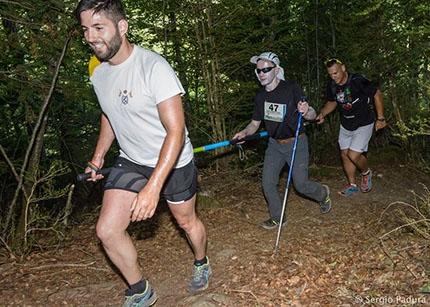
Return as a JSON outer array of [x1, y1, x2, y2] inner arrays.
[[316, 58, 387, 196], [233, 52, 331, 230]]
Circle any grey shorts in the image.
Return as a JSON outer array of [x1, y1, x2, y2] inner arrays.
[[105, 157, 198, 203], [338, 123, 374, 153]]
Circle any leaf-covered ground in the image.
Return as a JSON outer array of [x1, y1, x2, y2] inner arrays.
[[1, 163, 429, 306]]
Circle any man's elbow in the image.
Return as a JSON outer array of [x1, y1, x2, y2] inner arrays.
[[172, 128, 186, 145], [375, 90, 383, 99]]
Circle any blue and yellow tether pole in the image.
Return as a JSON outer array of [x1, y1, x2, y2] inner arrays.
[[77, 132, 268, 181], [193, 131, 268, 153]]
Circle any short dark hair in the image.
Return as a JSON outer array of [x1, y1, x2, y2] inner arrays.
[[325, 58, 344, 68], [74, 0, 126, 24]]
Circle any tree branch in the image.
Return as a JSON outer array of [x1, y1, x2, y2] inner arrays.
[[2, 28, 74, 236]]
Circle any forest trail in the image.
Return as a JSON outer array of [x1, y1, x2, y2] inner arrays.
[[1, 163, 429, 306]]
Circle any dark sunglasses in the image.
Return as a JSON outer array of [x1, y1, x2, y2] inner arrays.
[[256, 66, 276, 74]]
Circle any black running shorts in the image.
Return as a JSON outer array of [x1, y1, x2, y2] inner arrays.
[[105, 157, 198, 203]]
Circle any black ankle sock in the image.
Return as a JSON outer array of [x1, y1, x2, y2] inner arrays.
[[130, 276, 146, 294], [194, 256, 207, 266]]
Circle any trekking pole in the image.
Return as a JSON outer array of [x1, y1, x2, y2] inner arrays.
[[77, 132, 268, 181], [193, 131, 268, 153], [273, 98, 306, 254]]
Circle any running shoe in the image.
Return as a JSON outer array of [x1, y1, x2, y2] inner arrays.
[[361, 170, 372, 193], [260, 219, 287, 230], [337, 184, 359, 196], [187, 260, 211, 292], [319, 185, 331, 213], [123, 280, 157, 307]]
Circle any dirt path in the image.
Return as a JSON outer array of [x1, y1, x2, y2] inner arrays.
[[1, 164, 429, 306]]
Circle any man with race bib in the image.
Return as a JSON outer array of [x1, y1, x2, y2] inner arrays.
[[233, 52, 332, 230]]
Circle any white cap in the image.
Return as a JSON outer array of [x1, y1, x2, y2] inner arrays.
[[250, 52, 285, 80]]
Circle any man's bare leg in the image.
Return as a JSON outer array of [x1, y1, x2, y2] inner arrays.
[[341, 148, 370, 184], [96, 189, 143, 285], [168, 194, 206, 260], [169, 194, 210, 292], [347, 149, 369, 174], [340, 149, 357, 185]]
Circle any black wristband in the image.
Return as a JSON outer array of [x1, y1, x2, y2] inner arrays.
[[377, 117, 385, 122]]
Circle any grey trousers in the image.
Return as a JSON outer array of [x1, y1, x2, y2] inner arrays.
[[262, 134, 326, 223]]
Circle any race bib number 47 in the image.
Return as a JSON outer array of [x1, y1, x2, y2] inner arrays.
[[264, 101, 286, 122]]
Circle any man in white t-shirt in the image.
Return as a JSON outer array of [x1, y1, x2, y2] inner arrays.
[[75, 1, 210, 305]]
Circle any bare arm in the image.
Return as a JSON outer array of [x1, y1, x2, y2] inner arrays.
[[297, 100, 317, 120], [374, 90, 386, 131], [233, 120, 261, 141], [86, 113, 115, 181], [315, 101, 337, 124], [303, 107, 317, 120], [131, 94, 186, 221]]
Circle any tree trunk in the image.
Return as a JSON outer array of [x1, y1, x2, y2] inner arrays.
[[191, 0, 227, 170], [3, 30, 73, 244], [162, 0, 168, 59], [15, 113, 48, 242], [376, 10, 408, 147], [315, 0, 320, 106], [169, 11, 193, 118], [328, 0, 336, 50]]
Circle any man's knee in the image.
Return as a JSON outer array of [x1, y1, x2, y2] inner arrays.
[[293, 183, 304, 194], [292, 179, 308, 194], [347, 151, 362, 163], [96, 220, 118, 243], [175, 214, 196, 232], [340, 149, 349, 159]]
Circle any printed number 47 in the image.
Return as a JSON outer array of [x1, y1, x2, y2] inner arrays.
[[269, 104, 278, 112]]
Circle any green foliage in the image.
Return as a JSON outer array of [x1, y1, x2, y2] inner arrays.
[[392, 184, 430, 241], [0, 0, 96, 255], [420, 284, 430, 293], [8, 160, 71, 256], [395, 116, 430, 139], [0, 0, 429, 255], [369, 145, 406, 165]]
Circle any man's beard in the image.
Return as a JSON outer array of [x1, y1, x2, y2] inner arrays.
[[94, 28, 122, 61]]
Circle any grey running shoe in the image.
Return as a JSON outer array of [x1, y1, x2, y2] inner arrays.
[[123, 281, 157, 307], [260, 219, 287, 230], [320, 185, 331, 214], [187, 260, 212, 292]]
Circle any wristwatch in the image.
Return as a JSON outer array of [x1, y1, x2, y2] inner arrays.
[[377, 117, 386, 122]]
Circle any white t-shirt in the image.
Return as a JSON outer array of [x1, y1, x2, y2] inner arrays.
[[91, 45, 194, 168]]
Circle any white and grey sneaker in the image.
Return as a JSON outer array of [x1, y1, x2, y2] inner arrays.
[[260, 219, 287, 230], [187, 260, 212, 292], [319, 185, 331, 214], [123, 281, 157, 307]]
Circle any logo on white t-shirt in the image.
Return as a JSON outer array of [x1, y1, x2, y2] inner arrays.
[[118, 89, 133, 105]]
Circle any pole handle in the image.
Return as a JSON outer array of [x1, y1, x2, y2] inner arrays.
[[230, 131, 268, 144], [76, 167, 112, 181]]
